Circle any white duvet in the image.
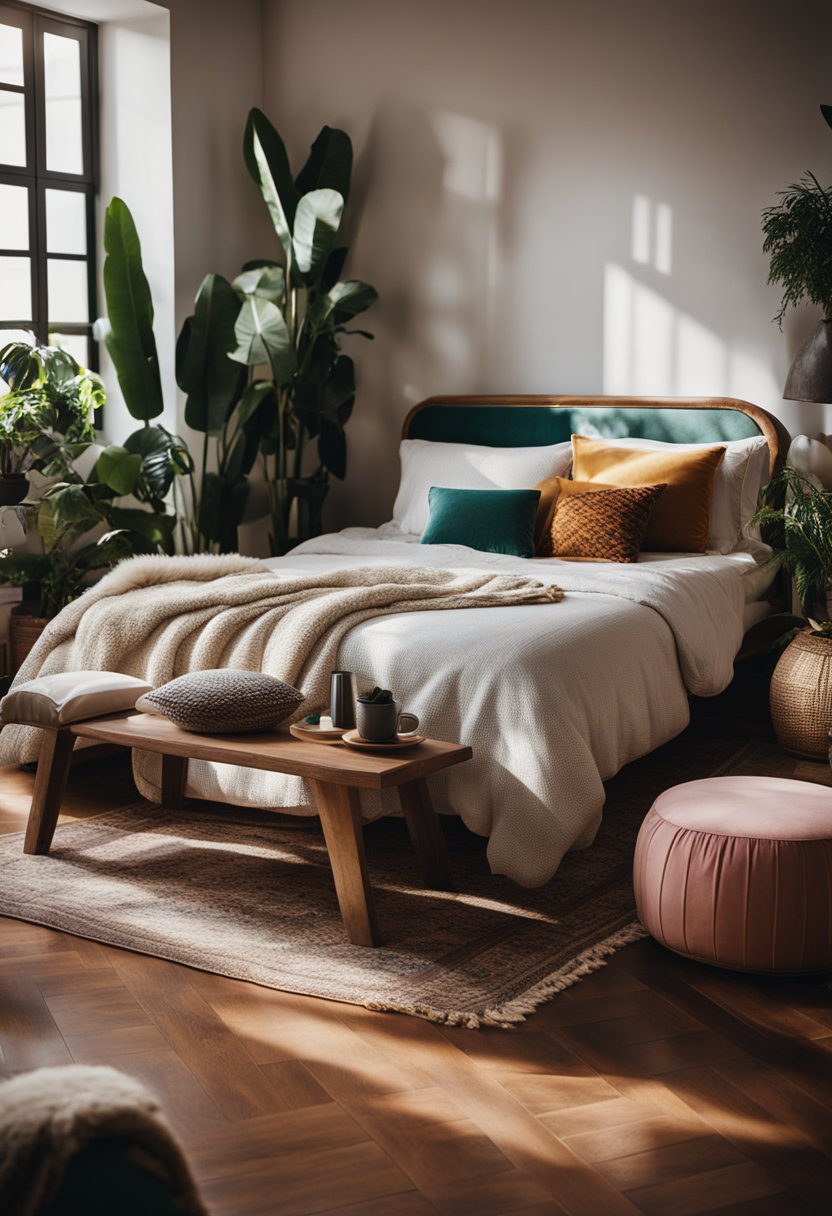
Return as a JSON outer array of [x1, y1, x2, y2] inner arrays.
[[134, 526, 757, 887]]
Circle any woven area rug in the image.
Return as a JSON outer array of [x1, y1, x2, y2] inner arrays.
[[0, 729, 775, 1028]]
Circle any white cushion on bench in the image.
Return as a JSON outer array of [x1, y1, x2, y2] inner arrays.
[[0, 672, 153, 729]]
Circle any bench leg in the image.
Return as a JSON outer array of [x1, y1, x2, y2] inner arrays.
[[398, 777, 455, 891], [308, 778, 381, 947], [161, 754, 188, 810], [24, 729, 77, 856]]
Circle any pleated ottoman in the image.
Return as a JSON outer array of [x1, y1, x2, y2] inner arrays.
[[633, 776, 832, 974]]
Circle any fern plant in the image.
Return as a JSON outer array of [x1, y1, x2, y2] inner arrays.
[[762, 172, 832, 327], [751, 466, 832, 626]]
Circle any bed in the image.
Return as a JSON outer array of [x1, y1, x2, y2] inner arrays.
[[4, 395, 789, 887]]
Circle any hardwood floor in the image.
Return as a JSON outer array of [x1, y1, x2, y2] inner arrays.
[[1, 723, 831, 1215]]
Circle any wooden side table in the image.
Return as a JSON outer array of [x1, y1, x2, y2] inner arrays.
[[23, 713, 473, 946]]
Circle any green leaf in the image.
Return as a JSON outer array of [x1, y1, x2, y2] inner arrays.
[[0, 549, 51, 584], [229, 297, 297, 382], [177, 274, 245, 434], [310, 279, 377, 327], [74, 529, 136, 570], [236, 381, 274, 428], [198, 471, 250, 550], [232, 265, 285, 303], [123, 425, 193, 505], [0, 341, 45, 390], [104, 505, 175, 549], [318, 417, 347, 479], [243, 108, 298, 261], [292, 189, 344, 279], [96, 444, 142, 496], [102, 197, 164, 421], [49, 484, 102, 532], [295, 126, 353, 204], [321, 247, 348, 293]]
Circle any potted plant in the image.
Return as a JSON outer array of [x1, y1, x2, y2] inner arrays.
[[752, 466, 832, 757], [0, 342, 178, 668], [101, 114, 377, 557], [762, 171, 832, 400], [221, 109, 378, 553], [0, 342, 100, 505]]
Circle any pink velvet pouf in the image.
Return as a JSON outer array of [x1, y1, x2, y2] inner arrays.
[[633, 776, 832, 974]]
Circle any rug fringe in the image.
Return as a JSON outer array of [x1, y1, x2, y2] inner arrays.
[[364, 920, 648, 1030]]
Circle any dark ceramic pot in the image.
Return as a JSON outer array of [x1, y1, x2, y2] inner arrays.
[[0, 473, 28, 506]]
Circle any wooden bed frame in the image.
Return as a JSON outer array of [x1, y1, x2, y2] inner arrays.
[[402, 394, 789, 477], [403, 393, 792, 658]]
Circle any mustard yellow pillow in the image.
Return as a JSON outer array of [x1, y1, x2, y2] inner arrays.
[[570, 436, 726, 552]]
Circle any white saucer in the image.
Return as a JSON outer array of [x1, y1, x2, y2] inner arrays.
[[289, 721, 348, 745]]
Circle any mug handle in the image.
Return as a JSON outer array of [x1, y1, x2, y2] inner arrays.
[[397, 712, 420, 735]]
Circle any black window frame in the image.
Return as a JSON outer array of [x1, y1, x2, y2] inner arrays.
[[0, 0, 99, 369]]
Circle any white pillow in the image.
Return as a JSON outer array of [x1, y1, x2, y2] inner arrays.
[[392, 439, 573, 536], [573, 435, 770, 553]]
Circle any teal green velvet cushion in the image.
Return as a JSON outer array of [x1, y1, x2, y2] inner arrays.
[[420, 487, 541, 557]]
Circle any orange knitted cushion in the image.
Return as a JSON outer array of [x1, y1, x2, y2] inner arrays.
[[551, 483, 667, 562]]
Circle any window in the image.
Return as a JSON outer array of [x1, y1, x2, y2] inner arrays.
[[0, 2, 98, 368]]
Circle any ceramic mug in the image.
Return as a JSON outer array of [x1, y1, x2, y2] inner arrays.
[[355, 699, 419, 742]]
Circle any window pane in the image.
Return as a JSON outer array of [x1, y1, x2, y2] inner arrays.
[[43, 32, 83, 175], [0, 183, 29, 249], [0, 88, 26, 166], [0, 23, 23, 87], [46, 188, 86, 254], [49, 330, 89, 366], [47, 257, 88, 322], [0, 256, 32, 320]]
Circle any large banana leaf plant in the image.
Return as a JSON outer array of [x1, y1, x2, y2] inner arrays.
[[227, 108, 378, 553], [104, 199, 262, 553]]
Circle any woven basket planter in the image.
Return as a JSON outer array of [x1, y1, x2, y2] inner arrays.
[[9, 607, 50, 674], [770, 629, 832, 759]]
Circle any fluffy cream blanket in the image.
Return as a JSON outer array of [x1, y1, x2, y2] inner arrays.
[[0, 1064, 206, 1215], [0, 553, 562, 764]]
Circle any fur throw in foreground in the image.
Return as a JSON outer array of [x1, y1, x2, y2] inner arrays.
[[0, 553, 562, 764], [0, 1064, 207, 1216]]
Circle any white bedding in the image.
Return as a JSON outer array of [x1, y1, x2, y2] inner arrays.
[[133, 526, 756, 887]]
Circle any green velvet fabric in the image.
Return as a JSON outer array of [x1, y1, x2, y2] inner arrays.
[[408, 404, 761, 447], [420, 486, 540, 557]]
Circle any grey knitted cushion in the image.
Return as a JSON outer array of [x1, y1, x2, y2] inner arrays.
[[135, 670, 304, 734]]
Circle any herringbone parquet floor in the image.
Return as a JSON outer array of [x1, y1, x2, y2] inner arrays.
[[1, 724, 831, 1215]]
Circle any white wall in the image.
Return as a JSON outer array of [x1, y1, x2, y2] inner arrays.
[[97, 4, 176, 442], [262, 0, 832, 528]]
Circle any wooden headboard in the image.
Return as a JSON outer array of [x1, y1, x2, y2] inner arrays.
[[402, 395, 789, 476]]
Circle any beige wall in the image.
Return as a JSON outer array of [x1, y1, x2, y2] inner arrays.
[[262, 0, 832, 529]]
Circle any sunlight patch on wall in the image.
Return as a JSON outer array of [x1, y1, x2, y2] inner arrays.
[[630, 194, 672, 276], [604, 261, 780, 403]]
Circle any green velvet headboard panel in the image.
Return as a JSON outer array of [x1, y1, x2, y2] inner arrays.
[[403, 396, 787, 473]]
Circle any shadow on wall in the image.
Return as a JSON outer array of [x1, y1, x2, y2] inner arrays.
[[331, 105, 826, 530], [328, 98, 527, 530]]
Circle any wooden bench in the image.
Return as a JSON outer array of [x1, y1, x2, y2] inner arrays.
[[24, 713, 473, 947]]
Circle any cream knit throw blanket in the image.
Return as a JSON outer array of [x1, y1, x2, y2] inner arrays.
[[0, 553, 562, 764]]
